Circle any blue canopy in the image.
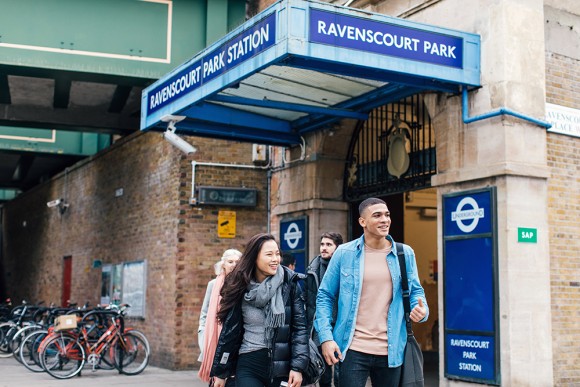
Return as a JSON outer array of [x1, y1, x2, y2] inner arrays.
[[141, 0, 480, 146]]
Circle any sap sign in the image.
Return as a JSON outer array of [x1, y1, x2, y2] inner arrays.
[[444, 191, 492, 236]]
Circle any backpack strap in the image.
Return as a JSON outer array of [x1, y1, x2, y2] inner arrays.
[[396, 242, 414, 335]]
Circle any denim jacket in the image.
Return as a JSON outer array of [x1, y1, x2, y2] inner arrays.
[[314, 234, 428, 367]]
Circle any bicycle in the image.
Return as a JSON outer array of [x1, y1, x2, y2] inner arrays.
[[38, 304, 150, 379], [18, 307, 80, 372], [0, 300, 42, 358]]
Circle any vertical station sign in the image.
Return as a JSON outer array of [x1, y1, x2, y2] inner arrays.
[[443, 187, 500, 385], [279, 216, 308, 274]]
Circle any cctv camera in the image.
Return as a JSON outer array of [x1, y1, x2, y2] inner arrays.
[[47, 198, 63, 208], [161, 115, 186, 131], [164, 130, 197, 154]]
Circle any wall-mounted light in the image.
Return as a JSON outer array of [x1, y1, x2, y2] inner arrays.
[[161, 115, 197, 154]]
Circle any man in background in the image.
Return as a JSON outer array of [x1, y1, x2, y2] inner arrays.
[[305, 232, 344, 387], [281, 252, 296, 271]]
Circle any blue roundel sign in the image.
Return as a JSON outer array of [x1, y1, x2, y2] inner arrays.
[[280, 218, 306, 251], [444, 191, 492, 236], [280, 217, 308, 274]]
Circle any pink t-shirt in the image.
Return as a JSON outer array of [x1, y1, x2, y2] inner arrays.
[[349, 244, 393, 355]]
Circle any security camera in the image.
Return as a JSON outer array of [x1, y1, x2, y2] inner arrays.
[[161, 115, 196, 154], [47, 198, 63, 208], [164, 129, 197, 154], [160, 115, 186, 131]]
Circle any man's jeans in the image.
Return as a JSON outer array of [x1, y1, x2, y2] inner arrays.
[[339, 349, 402, 387]]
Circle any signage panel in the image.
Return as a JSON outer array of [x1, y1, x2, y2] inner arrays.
[[443, 187, 499, 385], [546, 103, 580, 138], [309, 9, 463, 69], [444, 238, 493, 331], [280, 217, 308, 274], [146, 12, 276, 115], [446, 333, 496, 381], [218, 211, 236, 238], [443, 190, 491, 236], [517, 227, 537, 243], [197, 186, 257, 207]]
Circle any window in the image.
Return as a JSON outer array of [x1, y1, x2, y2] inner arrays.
[[100, 260, 147, 318]]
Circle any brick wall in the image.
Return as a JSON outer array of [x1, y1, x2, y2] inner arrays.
[[173, 137, 269, 369], [1, 131, 268, 370], [546, 52, 580, 386]]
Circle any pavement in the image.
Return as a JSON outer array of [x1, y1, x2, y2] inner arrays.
[[1, 356, 439, 387], [0, 357, 205, 387]]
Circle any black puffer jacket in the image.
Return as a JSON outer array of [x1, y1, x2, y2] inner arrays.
[[210, 266, 309, 381], [305, 256, 336, 345]]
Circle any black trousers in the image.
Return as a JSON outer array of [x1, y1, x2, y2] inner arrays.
[[235, 349, 286, 387]]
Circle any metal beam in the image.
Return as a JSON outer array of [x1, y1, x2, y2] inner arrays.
[[0, 73, 10, 104], [182, 102, 291, 133], [162, 120, 302, 146], [293, 84, 424, 133], [0, 105, 138, 134], [12, 154, 34, 182], [53, 76, 71, 109], [207, 95, 369, 120], [109, 85, 132, 113]]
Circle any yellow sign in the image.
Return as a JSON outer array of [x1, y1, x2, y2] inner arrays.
[[218, 211, 236, 238]]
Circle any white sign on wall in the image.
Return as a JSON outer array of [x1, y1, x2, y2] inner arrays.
[[546, 103, 580, 138]]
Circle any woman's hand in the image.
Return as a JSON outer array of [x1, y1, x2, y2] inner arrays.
[[287, 370, 303, 387], [212, 377, 226, 387]]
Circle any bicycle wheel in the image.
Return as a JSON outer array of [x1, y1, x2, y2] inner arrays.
[[40, 334, 85, 379], [19, 329, 48, 372], [11, 324, 41, 362], [0, 322, 16, 357], [98, 346, 117, 370], [111, 330, 150, 375]]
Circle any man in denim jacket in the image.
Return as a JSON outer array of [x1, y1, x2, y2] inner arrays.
[[315, 197, 428, 387]]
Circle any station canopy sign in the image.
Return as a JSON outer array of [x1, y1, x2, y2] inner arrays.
[[141, 0, 480, 146]]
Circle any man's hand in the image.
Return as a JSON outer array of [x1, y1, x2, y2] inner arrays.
[[287, 370, 303, 387], [410, 298, 427, 322], [321, 340, 342, 365], [212, 377, 226, 387]]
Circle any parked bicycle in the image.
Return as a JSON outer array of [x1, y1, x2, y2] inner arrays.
[[38, 304, 150, 379]]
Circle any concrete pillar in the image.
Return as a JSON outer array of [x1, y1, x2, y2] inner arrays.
[[430, 0, 554, 385]]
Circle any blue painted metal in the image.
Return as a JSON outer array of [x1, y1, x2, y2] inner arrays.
[[182, 103, 291, 133], [207, 95, 368, 120], [142, 0, 482, 145], [158, 120, 301, 146], [293, 84, 423, 133], [462, 88, 551, 128]]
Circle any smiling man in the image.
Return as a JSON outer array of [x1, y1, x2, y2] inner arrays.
[[315, 198, 428, 387]]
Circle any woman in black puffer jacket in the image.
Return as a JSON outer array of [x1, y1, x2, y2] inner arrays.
[[210, 233, 309, 387]]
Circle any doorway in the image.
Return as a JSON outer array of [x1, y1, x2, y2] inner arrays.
[[61, 256, 72, 307]]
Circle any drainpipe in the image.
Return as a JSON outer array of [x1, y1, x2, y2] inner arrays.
[[462, 88, 551, 129], [267, 168, 271, 234]]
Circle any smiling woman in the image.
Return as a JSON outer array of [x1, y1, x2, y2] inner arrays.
[[210, 233, 309, 387]]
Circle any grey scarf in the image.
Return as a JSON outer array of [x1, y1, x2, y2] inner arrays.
[[244, 266, 285, 345]]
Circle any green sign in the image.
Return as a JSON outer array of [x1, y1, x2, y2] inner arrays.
[[518, 227, 537, 243]]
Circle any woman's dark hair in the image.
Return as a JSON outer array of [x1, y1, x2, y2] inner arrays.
[[217, 233, 278, 323]]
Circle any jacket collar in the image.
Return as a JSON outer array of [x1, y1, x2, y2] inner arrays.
[[356, 234, 396, 250]]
